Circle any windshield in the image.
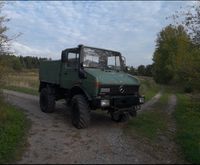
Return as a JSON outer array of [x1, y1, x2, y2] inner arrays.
[[82, 47, 122, 70]]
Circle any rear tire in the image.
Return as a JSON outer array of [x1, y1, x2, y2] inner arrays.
[[71, 95, 90, 129], [40, 87, 55, 113]]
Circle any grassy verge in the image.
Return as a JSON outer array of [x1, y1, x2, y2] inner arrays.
[[0, 96, 30, 164], [174, 94, 200, 164], [3, 85, 38, 96], [138, 76, 161, 101], [125, 92, 170, 140]]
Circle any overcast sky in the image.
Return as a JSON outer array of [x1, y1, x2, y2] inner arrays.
[[3, 1, 194, 67]]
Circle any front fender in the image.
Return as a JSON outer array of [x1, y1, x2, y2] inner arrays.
[[70, 86, 92, 101]]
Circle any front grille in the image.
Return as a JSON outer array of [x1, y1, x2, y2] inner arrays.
[[112, 96, 138, 108], [99, 85, 139, 96]]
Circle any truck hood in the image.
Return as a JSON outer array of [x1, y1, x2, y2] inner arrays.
[[85, 68, 140, 86]]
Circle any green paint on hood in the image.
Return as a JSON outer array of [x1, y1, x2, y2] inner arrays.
[[85, 68, 140, 86]]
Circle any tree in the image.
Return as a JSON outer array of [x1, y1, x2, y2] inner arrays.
[[166, 1, 200, 90], [170, 1, 200, 46], [127, 66, 137, 75], [152, 24, 191, 84], [145, 64, 153, 77], [0, 2, 10, 84], [137, 65, 145, 76], [0, 2, 10, 55]]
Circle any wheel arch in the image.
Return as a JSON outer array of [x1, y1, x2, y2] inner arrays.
[[70, 86, 92, 101], [39, 81, 47, 92], [39, 81, 57, 93]]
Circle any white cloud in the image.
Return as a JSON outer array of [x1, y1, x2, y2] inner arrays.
[[11, 41, 57, 58], [2, 1, 190, 66]]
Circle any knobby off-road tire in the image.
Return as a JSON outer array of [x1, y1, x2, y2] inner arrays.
[[71, 95, 91, 129], [40, 88, 55, 113], [111, 112, 129, 122]]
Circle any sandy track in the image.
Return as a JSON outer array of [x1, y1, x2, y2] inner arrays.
[[3, 89, 182, 164], [139, 92, 162, 113]]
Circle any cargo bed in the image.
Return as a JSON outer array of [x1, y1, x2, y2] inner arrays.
[[39, 60, 61, 84]]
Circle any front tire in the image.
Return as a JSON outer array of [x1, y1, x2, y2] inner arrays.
[[40, 87, 55, 113], [71, 95, 91, 129]]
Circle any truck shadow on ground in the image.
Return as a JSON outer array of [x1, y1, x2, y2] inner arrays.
[[53, 100, 117, 129]]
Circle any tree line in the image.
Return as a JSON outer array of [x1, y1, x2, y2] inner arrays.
[[0, 54, 49, 71], [0, 53, 153, 77], [127, 64, 153, 77]]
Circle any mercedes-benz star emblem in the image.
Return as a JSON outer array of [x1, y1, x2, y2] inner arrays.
[[119, 85, 125, 94]]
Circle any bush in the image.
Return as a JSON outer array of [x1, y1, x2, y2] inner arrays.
[[184, 84, 193, 93], [184, 81, 193, 93]]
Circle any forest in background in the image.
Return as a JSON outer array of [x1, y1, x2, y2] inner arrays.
[[0, 54, 49, 71], [0, 53, 153, 76]]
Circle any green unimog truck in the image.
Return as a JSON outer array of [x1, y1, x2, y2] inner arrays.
[[39, 44, 144, 129]]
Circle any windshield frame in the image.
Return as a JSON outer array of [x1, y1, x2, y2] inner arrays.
[[81, 46, 123, 70]]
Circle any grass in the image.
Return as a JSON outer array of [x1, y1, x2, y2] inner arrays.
[[125, 92, 170, 140], [1, 69, 39, 96], [138, 76, 161, 101], [125, 110, 167, 140], [3, 85, 39, 96], [0, 96, 30, 164], [3, 69, 39, 89], [125, 81, 200, 163], [174, 94, 200, 164]]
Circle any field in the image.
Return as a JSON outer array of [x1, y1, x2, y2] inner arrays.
[[2, 69, 39, 95]]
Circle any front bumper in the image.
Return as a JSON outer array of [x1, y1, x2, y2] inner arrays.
[[90, 95, 145, 109]]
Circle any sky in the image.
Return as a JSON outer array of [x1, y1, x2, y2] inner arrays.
[[2, 1, 194, 67]]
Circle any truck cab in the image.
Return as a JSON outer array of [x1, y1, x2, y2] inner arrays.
[[39, 45, 144, 129]]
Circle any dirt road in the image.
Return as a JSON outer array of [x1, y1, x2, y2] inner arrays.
[[3, 89, 182, 164]]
